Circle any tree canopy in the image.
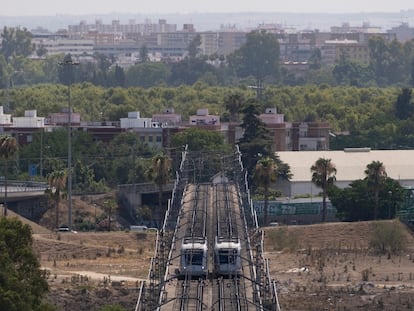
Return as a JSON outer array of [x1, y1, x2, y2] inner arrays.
[[328, 161, 405, 221], [228, 30, 280, 84], [171, 128, 228, 152], [0, 217, 49, 311]]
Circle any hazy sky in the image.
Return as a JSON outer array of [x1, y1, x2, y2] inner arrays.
[[2, 0, 414, 16]]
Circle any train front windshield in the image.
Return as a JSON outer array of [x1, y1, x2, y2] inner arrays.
[[218, 249, 237, 264], [185, 250, 204, 265]]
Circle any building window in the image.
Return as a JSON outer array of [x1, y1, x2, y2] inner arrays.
[[140, 136, 145, 142], [156, 136, 162, 142], [148, 135, 153, 142]]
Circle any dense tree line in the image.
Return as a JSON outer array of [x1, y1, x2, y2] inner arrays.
[[2, 83, 412, 149]]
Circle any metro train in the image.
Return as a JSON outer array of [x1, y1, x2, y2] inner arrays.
[[179, 237, 208, 276], [214, 237, 242, 275], [178, 236, 242, 277]]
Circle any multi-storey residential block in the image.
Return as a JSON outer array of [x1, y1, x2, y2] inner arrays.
[[68, 19, 177, 38], [321, 39, 370, 66], [387, 22, 414, 42], [330, 22, 382, 34], [217, 32, 247, 56], [37, 38, 95, 57], [291, 122, 330, 151], [259, 108, 292, 151], [226, 108, 330, 152]]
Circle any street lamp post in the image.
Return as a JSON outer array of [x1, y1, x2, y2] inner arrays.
[[67, 82, 73, 229], [59, 58, 79, 229]]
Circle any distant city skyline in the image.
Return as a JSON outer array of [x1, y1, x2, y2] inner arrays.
[[2, 0, 414, 16]]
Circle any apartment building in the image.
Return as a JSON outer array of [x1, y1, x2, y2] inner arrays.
[[321, 39, 370, 66], [68, 19, 177, 38], [37, 38, 95, 57], [387, 22, 414, 42]]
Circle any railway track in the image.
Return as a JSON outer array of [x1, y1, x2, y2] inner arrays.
[[175, 278, 206, 311], [151, 180, 277, 311]]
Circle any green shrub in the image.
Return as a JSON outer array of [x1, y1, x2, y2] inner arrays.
[[267, 227, 299, 252], [369, 221, 407, 255]]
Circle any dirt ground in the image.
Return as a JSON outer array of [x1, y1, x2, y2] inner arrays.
[[264, 221, 414, 310], [11, 197, 414, 310]]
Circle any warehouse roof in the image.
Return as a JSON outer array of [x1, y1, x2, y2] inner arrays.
[[277, 149, 414, 182]]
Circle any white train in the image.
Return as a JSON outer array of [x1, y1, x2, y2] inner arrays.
[[214, 237, 241, 275], [179, 237, 208, 277]]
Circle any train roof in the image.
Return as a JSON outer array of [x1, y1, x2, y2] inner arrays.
[[215, 237, 241, 250], [181, 241, 208, 250], [181, 236, 207, 250]]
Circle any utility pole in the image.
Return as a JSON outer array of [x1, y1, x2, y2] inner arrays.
[[59, 58, 79, 229]]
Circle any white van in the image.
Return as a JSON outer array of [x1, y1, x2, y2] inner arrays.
[[130, 225, 148, 231]]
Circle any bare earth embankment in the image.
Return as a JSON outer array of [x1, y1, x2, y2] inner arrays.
[[10, 200, 414, 310], [264, 221, 414, 310]]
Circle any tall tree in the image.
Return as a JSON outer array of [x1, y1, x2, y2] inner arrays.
[[147, 153, 172, 227], [228, 30, 280, 88], [58, 54, 77, 85], [224, 92, 244, 122], [187, 34, 202, 59], [253, 157, 278, 226], [238, 101, 273, 177], [139, 45, 149, 63], [365, 161, 387, 220], [311, 158, 337, 223], [0, 218, 49, 311], [395, 87, 414, 120], [410, 56, 414, 87], [169, 58, 217, 86], [113, 65, 126, 87], [0, 26, 33, 61], [126, 62, 170, 87], [46, 170, 67, 229], [0, 135, 17, 217]]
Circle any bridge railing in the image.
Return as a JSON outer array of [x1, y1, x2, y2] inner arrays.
[[0, 180, 48, 193]]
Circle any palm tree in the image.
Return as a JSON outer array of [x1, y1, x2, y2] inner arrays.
[[253, 157, 278, 226], [365, 161, 387, 220], [46, 170, 67, 229], [0, 135, 18, 217], [311, 158, 337, 223], [147, 153, 172, 227], [225, 92, 244, 123]]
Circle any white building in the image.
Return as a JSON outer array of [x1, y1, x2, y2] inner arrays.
[[276, 149, 414, 197], [33, 38, 95, 57], [0, 106, 12, 126], [12, 110, 45, 128], [120, 111, 153, 129]]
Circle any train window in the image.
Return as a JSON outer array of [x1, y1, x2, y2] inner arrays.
[[185, 251, 204, 265], [218, 250, 235, 264]]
